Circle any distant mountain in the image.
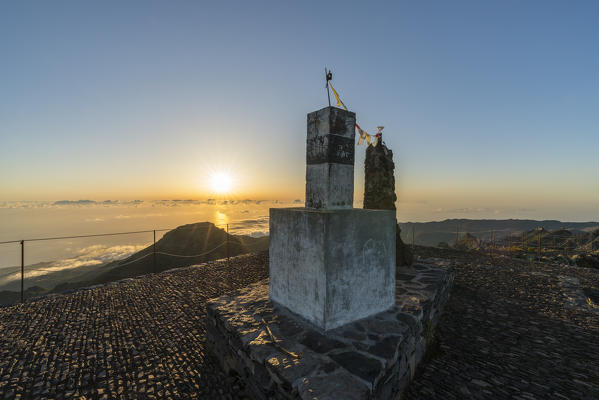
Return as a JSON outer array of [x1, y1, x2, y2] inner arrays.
[[516, 227, 599, 251], [399, 219, 599, 247], [0, 222, 269, 305]]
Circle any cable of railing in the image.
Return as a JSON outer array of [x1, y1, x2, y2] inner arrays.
[[112, 252, 154, 268], [0, 223, 237, 244], [17, 241, 230, 278], [154, 241, 228, 258], [3, 229, 173, 243], [0, 240, 22, 245], [1, 221, 262, 304]]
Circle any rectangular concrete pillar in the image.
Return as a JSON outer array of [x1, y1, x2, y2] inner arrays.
[[269, 208, 396, 330], [306, 107, 356, 209]]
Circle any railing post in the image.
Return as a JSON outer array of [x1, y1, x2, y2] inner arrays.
[[20, 240, 24, 303], [455, 224, 459, 248], [226, 224, 230, 289], [537, 230, 541, 261], [153, 230, 156, 273], [226, 224, 230, 264]]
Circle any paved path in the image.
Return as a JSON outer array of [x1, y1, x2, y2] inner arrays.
[[406, 247, 599, 400], [0, 253, 268, 400], [1, 248, 598, 399]]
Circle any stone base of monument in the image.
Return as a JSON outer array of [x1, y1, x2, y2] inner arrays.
[[206, 258, 454, 400], [269, 207, 396, 331]]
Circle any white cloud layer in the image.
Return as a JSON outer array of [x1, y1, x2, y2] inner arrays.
[[0, 243, 149, 285]]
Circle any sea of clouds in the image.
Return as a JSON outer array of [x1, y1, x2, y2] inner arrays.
[[0, 243, 149, 288], [0, 199, 302, 209]]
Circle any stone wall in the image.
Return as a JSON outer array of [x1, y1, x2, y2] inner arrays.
[[363, 142, 413, 266], [206, 258, 454, 400]]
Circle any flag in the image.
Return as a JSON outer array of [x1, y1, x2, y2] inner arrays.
[[328, 82, 348, 111], [329, 83, 381, 148], [356, 123, 379, 147]]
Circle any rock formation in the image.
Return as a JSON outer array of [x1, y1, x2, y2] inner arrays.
[[364, 140, 413, 266], [454, 232, 481, 250]]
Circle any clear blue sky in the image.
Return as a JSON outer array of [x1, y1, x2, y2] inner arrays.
[[1, 1, 597, 221]]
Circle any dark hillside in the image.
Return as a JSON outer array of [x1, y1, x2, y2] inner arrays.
[[400, 219, 599, 246], [57, 222, 269, 290]]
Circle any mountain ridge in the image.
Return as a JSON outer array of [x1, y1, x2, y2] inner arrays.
[[399, 218, 599, 246]]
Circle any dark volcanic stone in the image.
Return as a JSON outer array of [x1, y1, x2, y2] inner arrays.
[[367, 335, 403, 359], [363, 141, 413, 266], [329, 351, 383, 383], [300, 331, 345, 354], [207, 258, 454, 400]]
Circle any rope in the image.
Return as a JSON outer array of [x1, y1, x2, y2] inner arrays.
[[15, 242, 229, 277], [0, 222, 237, 244], [0, 229, 173, 243], [0, 240, 21, 245], [154, 241, 228, 258]]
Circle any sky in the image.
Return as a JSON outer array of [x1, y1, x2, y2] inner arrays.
[[1, 0, 598, 221]]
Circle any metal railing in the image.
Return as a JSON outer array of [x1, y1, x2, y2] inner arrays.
[[403, 225, 596, 261], [2, 221, 595, 304], [0, 223, 240, 304]]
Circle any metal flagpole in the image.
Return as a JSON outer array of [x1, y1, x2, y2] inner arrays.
[[325, 67, 332, 107]]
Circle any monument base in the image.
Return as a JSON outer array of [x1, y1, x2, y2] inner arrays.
[[269, 207, 396, 331], [206, 258, 454, 400]]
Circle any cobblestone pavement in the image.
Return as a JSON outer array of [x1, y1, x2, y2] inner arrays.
[[1, 248, 598, 399], [406, 247, 599, 400], [0, 253, 268, 400]]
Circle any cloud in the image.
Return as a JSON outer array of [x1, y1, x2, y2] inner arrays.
[[227, 216, 270, 236], [0, 243, 149, 284], [0, 198, 281, 210], [0, 201, 52, 209], [434, 207, 494, 214], [53, 200, 97, 205], [123, 200, 144, 205], [248, 230, 268, 237], [233, 216, 269, 228]]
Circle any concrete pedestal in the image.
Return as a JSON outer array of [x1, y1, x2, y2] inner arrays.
[[269, 207, 396, 330]]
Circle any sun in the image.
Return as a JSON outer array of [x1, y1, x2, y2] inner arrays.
[[210, 171, 234, 194]]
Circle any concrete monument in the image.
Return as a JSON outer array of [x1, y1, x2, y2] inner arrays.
[[269, 106, 396, 330], [206, 105, 455, 399]]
